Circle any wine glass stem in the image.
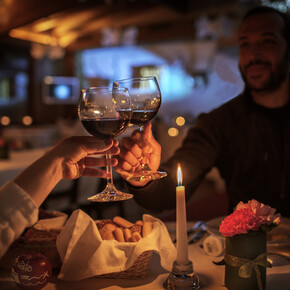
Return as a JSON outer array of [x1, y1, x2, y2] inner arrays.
[[105, 152, 115, 192]]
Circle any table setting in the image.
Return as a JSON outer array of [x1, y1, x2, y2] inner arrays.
[[1, 163, 290, 290], [0, 212, 290, 289]]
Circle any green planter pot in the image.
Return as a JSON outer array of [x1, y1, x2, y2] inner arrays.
[[225, 231, 267, 290]]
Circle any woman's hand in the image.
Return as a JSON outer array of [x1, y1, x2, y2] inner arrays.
[[14, 136, 120, 206], [49, 136, 120, 179]]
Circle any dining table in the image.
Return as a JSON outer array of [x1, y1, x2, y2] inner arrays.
[[0, 218, 289, 290], [0, 148, 48, 187]]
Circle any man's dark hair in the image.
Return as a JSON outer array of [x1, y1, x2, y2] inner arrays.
[[242, 6, 290, 47]]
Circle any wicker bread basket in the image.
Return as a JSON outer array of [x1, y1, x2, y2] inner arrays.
[[0, 228, 153, 279], [96, 250, 152, 279]]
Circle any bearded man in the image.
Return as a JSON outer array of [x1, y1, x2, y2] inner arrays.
[[116, 6, 290, 217]]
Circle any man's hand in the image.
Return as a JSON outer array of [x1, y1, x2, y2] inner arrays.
[[115, 122, 162, 187]]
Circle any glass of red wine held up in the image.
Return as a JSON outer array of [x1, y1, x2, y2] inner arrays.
[[113, 76, 167, 182], [78, 86, 133, 202]]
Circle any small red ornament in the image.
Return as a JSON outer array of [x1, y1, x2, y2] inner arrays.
[[11, 253, 52, 290]]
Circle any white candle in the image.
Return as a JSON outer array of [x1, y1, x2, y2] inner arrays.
[[176, 164, 189, 265]]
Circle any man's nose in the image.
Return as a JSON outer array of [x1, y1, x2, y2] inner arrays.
[[250, 43, 263, 57]]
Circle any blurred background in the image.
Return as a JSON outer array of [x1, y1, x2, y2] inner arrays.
[[0, 0, 288, 221]]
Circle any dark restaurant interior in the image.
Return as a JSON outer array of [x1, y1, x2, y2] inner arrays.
[[1, 1, 290, 289], [0, 0, 284, 221]]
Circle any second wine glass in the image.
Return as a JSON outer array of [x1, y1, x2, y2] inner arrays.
[[78, 86, 133, 202], [113, 76, 167, 182]]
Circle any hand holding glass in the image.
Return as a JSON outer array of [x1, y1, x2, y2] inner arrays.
[[78, 87, 133, 201], [113, 77, 167, 182]]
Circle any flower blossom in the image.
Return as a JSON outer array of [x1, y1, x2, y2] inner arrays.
[[219, 199, 281, 237]]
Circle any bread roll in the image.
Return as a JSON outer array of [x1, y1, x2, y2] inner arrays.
[[130, 231, 142, 242], [130, 225, 142, 235], [113, 216, 134, 228], [96, 219, 115, 230], [124, 228, 132, 242], [113, 227, 125, 242], [99, 223, 117, 240], [142, 221, 152, 237]]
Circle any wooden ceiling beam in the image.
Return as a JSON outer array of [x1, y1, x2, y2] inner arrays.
[[2, 0, 246, 50], [0, 0, 99, 35]]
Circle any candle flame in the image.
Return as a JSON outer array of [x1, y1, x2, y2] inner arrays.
[[177, 163, 183, 186]]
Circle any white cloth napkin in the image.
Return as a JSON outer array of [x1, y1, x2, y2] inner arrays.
[[33, 211, 68, 230], [56, 209, 177, 281]]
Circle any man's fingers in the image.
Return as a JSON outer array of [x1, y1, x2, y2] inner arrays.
[[121, 138, 142, 156], [142, 122, 152, 139], [131, 123, 153, 154], [115, 156, 136, 172], [120, 138, 142, 158]]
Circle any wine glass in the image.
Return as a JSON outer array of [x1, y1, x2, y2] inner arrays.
[[113, 76, 167, 182], [78, 86, 133, 202]]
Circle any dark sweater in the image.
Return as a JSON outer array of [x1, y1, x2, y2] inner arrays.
[[130, 90, 290, 217]]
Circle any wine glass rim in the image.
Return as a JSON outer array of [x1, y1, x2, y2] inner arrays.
[[85, 86, 128, 93], [114, 76, 157, 83]]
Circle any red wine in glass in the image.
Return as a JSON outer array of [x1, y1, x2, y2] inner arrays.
[[81, 118, 130, 139], [130, 109, 159, 126], [78, 87, 133, 202]]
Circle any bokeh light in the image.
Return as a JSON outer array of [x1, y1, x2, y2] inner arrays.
[[0, 116, 11, 126], [176, 116, 185, 126], [22, 116, 33, 126], [168, 127, 179, 137]]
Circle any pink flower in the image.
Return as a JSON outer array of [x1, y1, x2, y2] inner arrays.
[[236, 199, 281, 225], [219, 199, 281, 237]]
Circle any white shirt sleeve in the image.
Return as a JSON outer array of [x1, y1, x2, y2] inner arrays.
[[0, 180, 39, 258]]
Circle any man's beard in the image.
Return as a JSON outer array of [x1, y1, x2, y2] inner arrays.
[[239, 52, 289, 93]]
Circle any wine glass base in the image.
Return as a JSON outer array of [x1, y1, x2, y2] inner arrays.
[[87, 188, 133, 202], [126, 170, 167, 182]]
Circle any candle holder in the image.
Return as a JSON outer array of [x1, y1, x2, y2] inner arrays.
[[163, 260, 200, 289]]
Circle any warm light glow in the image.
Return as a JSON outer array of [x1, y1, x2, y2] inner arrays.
[[33, 18, 58, 32], [1, 116, 10, 126], [55, 10, 98, 36], [176, 116, 185, 126], [168, 127, 179, 137], [22, 116, 33, 126], [177, 164, 183, 186], [59, 32, 79, 47], [9, 29, 57, 46], [44, 76, 54, 84]]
